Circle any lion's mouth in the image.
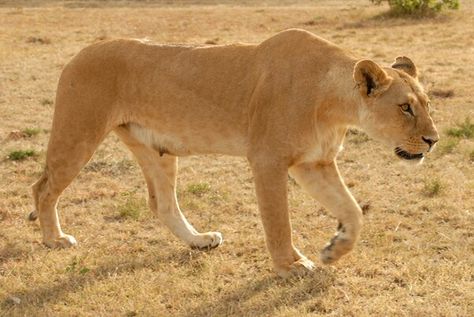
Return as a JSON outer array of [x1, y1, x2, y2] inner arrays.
[[395, 147, 424, 160]]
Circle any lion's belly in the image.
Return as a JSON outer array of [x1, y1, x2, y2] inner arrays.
[[128, 123, 247, 156]]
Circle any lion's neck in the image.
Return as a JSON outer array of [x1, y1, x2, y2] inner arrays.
[[317, 60, 363, 128]]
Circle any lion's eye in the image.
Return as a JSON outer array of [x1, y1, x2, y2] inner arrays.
[[400, 103, 414, 116]]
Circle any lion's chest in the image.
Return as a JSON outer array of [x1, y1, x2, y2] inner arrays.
[[296, 128, 346, 165], [299, 143, 343, 165]]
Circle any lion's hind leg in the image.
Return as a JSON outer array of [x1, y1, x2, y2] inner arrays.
[[115, 126, 223, 249], [31, 129, 106, 248], [31, 168, 77, 248]]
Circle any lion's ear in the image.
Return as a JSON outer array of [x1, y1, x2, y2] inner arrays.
[[391, 56, 418, 78], [353, 59, 393, 98]]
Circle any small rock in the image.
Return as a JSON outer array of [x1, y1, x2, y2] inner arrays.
[[9, 296, 21, 305]]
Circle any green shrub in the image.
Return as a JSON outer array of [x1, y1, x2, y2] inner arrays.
[[437, 137, 458, 155], [7, 149, 37, 161], [22, 127, 41, 137], [117, 192, 146, 220], [65, 256, 90, 274], [446, 118, 474, 139], [186, 183, 211, 197], [423, 178, 443, 197], [370, 0, 459, 16]]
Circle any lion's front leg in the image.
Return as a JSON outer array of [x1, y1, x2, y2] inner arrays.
[[289, 160, 363, 264], [250, 159, 314, 277]]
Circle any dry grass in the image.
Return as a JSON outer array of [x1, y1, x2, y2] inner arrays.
[[1, 1, 473, 316]]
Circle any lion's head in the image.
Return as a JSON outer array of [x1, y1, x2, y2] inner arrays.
[[353, 56, 439, 163]]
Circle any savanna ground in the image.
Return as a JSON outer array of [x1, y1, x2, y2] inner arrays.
[[0, 0, 473, 316]]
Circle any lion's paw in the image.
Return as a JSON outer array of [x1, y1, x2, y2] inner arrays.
[[28, 211, 38, 221], [276, 257, 315, 278], [43, 234, 77, 249], [320, 234, 354, 265], [190, 231, 223, 250]]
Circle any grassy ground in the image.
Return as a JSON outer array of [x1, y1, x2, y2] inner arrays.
[[1, 1, 473, 316]]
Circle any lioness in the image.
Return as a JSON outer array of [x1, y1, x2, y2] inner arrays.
[[30, 29, 438, 277]]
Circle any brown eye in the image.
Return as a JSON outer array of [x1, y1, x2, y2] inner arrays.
[[400, 103, 414, 116]]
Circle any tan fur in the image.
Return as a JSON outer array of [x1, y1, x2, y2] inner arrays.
[[31, 29, 439, 277]]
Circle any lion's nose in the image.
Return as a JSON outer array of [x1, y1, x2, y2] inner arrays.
[[422, 136, 438, 148]]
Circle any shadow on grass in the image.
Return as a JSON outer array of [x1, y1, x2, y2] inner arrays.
[[0, 250, 335, 317], [0, 248, 207, 313], [2, 243, 335, 316], [182, 267, 335, 317], [0, 241, 34, 265]]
